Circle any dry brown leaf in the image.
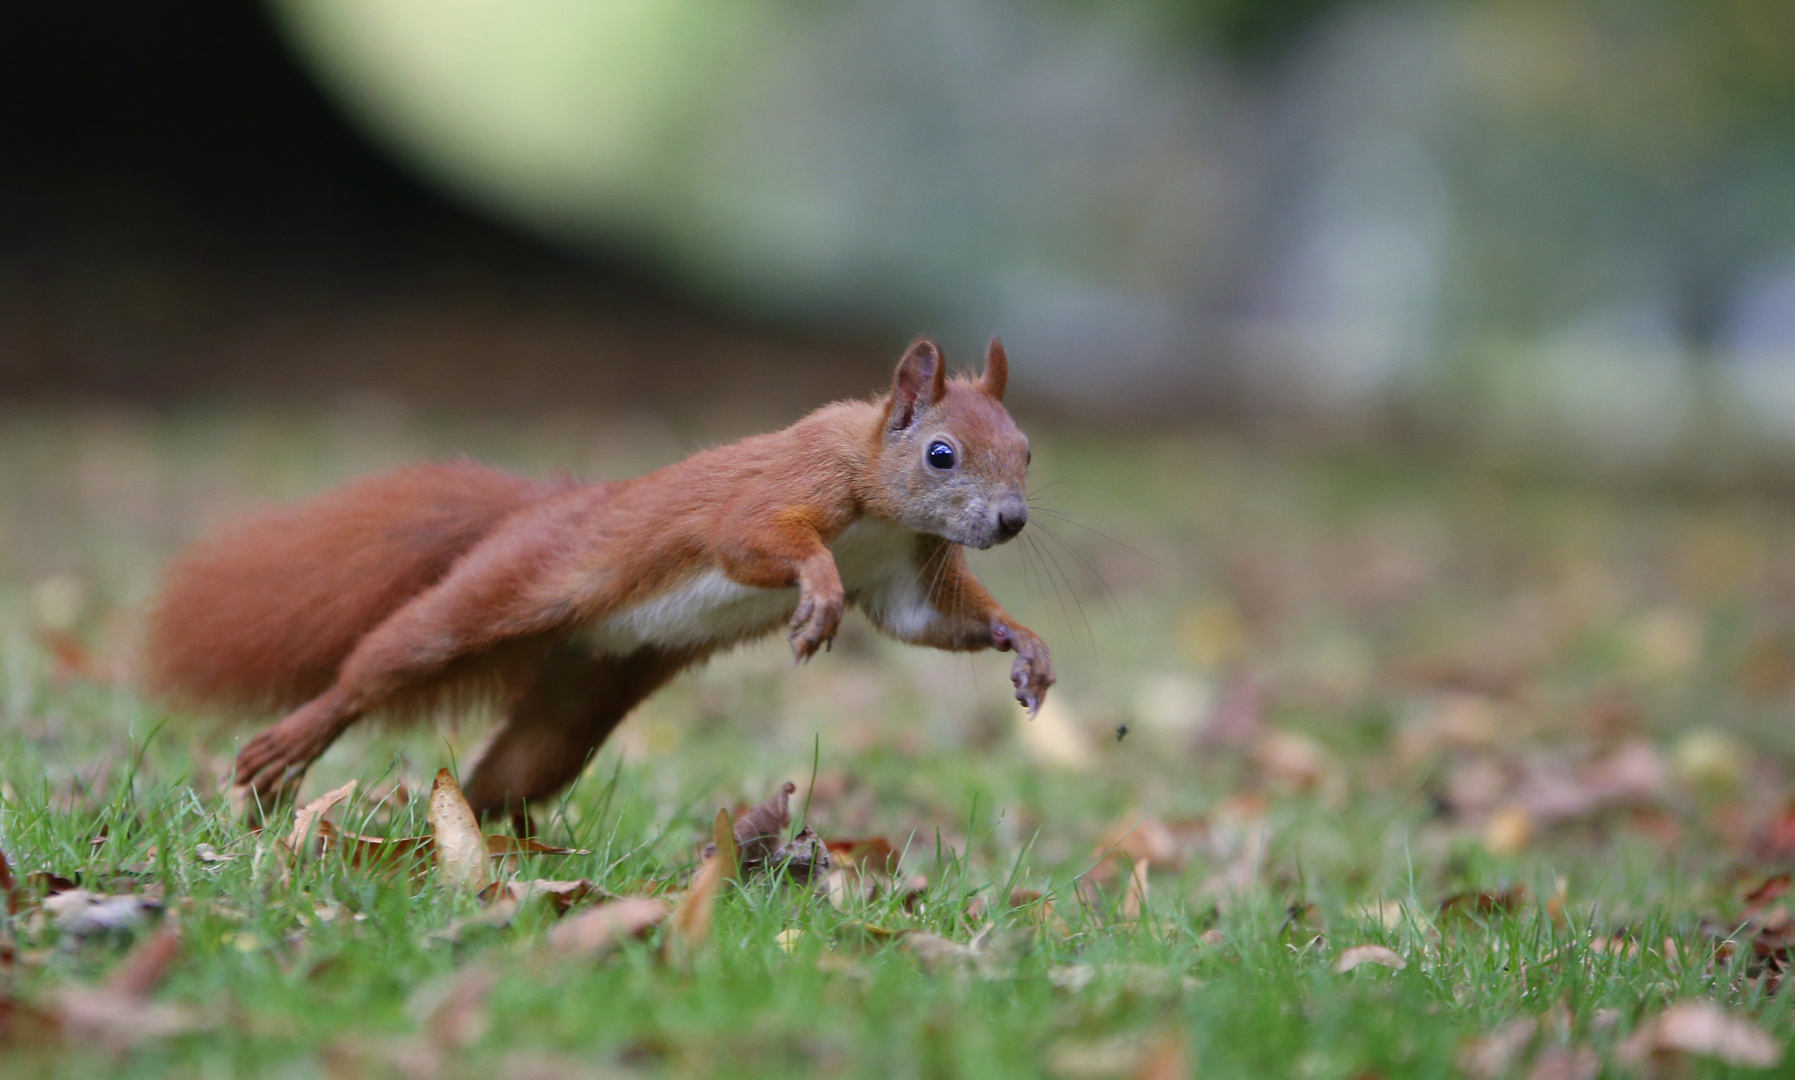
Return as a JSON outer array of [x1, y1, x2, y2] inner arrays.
[[1333, 944, 1406, 973], [1743, 874, 1792, 916], [664, 809, 733, 963], [1619, 1000, 1783, 1071], [480, 879, 608, 915], [485, 835, 589, 858], [51, 929, 201, 1048], [0, 845, 17, 915], [546, 897, 669, 960], [1440, 884, 1527, 920], [428, 769, 490, 892], [733, 782, 795, 867], [104, 929, 182, 998], [824, 837, 900, 878], [284, 779, 358, 857]]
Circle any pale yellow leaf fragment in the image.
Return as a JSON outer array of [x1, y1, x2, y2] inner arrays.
[[1333, 944, 1406, 973], [1018, 696, 1094, 771], [427, 769, 490, 892]]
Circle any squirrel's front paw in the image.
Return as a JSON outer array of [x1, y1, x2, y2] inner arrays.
[[788, 590, 844, 663], [992, 623, 1055, 715]]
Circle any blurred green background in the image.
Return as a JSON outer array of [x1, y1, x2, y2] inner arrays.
[[5, 0, 1794, 463]]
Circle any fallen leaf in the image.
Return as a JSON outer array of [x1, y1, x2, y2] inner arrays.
[[1484, 805, 1532, 856], [1121, 859, 1150, 922], [1440, 884, 1527, 920], [1334, 944, 1406, 973], [1527, 1045, 1598, 1080], [428, 769, 490, 892], [545, 897, 669, 960], [414, 963, 499, 1050], [771, 827, 832, 883], [1619, 1000, 1782, 1071], [904, 931, 979, 971], [0, 846, 16, 914], [51, 930, 202, 1048], [825, 837, 900, 878], [1743, 874, 1791, 916], [479, 879, 608, 915], [26, 872, 77, 895], [1048, 1031, 1182, 1080], [485, 835, 589, 858], [665, 809, 733, 964], [1018, 696, 1095, 771], [733, 782, 795, 867], [103, 929, 182, 998], [43, 890, 161, 937], [1460, 1018, 1538, 1080], [1133, 1033, 1189, 1080], [284, 779, 358, 858]]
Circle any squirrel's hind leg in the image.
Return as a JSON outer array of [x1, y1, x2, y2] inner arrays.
[[462, 645, 693, 835], [233, 685, 364, 807]]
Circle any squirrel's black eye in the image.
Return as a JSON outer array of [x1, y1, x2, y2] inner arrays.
[[927, 441, 956, 470]]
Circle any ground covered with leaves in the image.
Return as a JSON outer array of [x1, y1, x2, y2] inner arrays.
[[7, 406, 1795, 1078]]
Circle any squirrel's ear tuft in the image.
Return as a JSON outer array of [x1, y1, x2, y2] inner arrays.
[[981, 337, 1008, 401], [888, 338, 946, 430]]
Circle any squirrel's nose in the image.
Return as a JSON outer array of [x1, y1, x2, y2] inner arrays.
[[995, 500, 1028, 541]]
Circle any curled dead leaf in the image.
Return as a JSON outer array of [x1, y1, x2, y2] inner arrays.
[[428, 769, 490, 892], [284, 779, 358, 858], [733, 782, 795, 867]]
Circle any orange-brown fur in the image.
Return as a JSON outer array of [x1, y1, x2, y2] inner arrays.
[[145, 339, 1053, 828]]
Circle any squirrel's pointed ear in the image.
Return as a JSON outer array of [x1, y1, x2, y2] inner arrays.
[[981, 337, 1008, 401], [888, 338, 946, 430]]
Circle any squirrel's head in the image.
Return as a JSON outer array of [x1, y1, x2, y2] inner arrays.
[[874, 337, 1031, 550]]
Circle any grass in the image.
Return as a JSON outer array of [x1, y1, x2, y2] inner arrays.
[[4, 403, 1795, 1077]]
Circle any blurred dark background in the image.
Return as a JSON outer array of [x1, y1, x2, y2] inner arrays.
[[3, 0, 1794, 458], [0, 2, 875, 416]]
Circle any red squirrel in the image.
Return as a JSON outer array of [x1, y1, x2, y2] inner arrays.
[[145, 338, 1054, 827]]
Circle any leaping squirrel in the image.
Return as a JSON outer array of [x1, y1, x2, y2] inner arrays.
[[145, 338, 1054, 829]]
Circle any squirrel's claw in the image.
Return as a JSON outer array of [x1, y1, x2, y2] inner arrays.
[[998, 623, 1055, 718], [788, 592, 843, 664]]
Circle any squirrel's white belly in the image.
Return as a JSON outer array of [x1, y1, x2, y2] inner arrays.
[[585, 517, 938, 654], [585, 569, 798, 653], [833, 518, 940, 639]]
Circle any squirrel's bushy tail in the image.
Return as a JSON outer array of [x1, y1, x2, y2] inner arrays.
[[145, 461, 557, 713]]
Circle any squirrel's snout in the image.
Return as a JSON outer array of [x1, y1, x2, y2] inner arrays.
[[994, 500, 1029, 542]]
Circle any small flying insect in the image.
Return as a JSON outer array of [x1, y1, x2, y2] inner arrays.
[[1115, 722, 1129, 743]]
